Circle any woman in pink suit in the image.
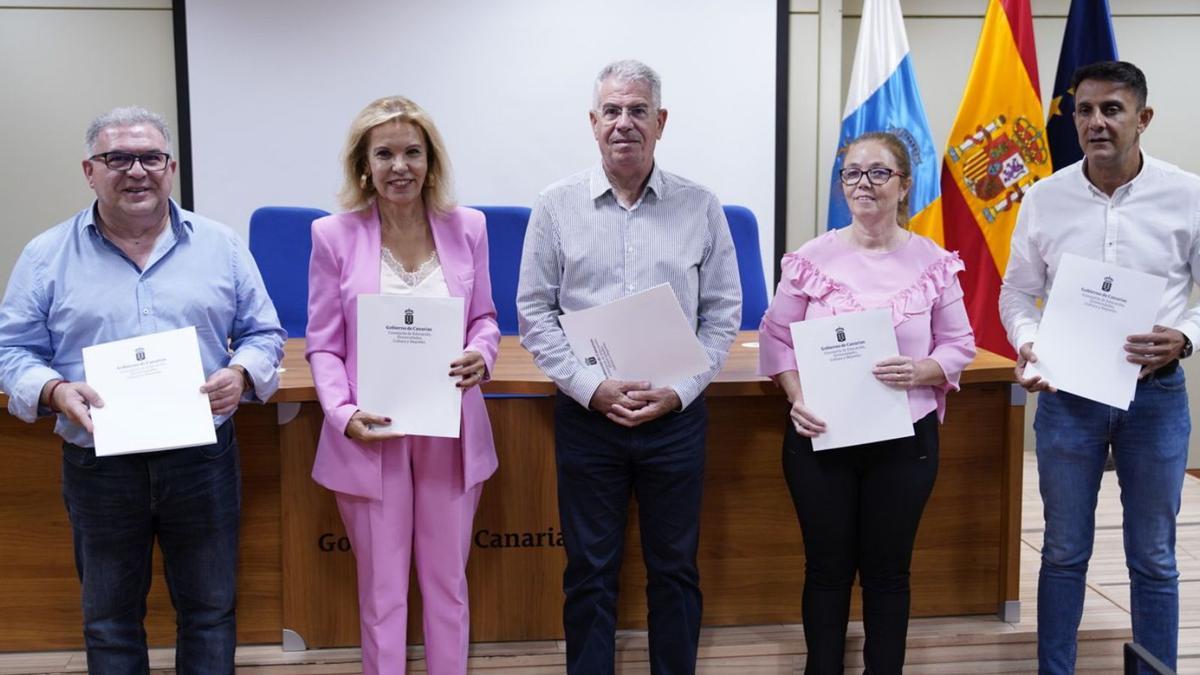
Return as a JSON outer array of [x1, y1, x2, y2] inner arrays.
[[306, 96, 499, 675]]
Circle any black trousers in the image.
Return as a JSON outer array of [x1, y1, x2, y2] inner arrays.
[[783, 412, 939, 675], [555, 392, 707, 675]]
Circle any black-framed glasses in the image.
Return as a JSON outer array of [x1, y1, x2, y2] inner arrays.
[[88, 151, 171, 172], [839, 167, 905, 186]]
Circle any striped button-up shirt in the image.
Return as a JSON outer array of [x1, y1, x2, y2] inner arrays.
[[517, 163, 741, 409]]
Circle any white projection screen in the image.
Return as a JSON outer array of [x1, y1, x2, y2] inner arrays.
[[184, 0, 777, 290]]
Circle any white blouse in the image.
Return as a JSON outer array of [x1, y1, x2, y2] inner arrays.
[[380, 247, 450, 297]]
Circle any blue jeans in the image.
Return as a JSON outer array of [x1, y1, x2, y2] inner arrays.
[[554, 392, 707, 675], [61, 420, 241, 675], [1034, 365, 1189, 674]]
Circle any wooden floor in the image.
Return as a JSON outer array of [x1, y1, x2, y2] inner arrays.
[[4, 451, 1200, 674]]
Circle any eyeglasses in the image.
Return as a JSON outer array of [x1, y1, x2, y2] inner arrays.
[[88, 151, 171, 172], [839, 167, 905, 186], [597, 104, 654, 122]]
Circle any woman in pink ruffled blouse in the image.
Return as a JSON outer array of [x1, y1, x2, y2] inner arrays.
[[758, 131, 976, 673]]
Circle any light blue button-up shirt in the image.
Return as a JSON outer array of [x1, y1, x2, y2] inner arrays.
[[0, 200, 286, 446]]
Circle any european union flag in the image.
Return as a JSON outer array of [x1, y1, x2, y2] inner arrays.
[[1046, 0, 1118, 170]]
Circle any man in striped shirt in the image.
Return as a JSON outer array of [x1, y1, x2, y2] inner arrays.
[[517, 59, 741, 674]]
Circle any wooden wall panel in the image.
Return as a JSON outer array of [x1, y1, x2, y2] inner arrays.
[[226, 404, 283, 643], [278, 384, 1017, 648], [1, 339, 1019, 652], [0, 405, 281, 651], [280, 402, 362, 648], [465, 397, 564, 640], [280, 397, 566, 647], [0, 415, 79, 650]]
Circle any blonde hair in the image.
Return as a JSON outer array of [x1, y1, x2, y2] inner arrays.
[[845, 131, 914, 227], [338, 96, 455, 215]]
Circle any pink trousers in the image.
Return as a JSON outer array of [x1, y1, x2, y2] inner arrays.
[[336, 435, 482, 675]]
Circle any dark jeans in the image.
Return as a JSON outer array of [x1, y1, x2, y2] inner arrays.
[[783, 412, 939, 675], [61, 420, 241, 675], [554, 392, 707, 675]]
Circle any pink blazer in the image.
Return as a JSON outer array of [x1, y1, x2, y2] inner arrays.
[[306, 205, 500, 499]]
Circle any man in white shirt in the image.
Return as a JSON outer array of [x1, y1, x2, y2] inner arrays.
[[999, 61, 1200, 673]]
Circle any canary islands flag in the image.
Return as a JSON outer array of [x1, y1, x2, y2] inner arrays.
[[827, 0, 941, 241]]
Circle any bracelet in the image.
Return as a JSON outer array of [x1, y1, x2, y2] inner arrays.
[[45, 379, 67, 412]]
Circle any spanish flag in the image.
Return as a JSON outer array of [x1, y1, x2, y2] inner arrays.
[[940, 0, 1051, 359]]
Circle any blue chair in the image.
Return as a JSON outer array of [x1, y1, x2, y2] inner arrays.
[[723, 205, 769, 330], [248, 206, 329, 338], [474, 206, 531, 336]]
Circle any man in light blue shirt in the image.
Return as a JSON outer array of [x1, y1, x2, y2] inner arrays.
[[0, 107, 284, 674]]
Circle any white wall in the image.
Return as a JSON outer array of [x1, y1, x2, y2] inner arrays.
[[781, 1, 1200, 250], [0, 0, 179, 301], [845, 1, 1200, 181], [785, 0, 837, 255], [5, 1, 1200, 462], [782, 0, 1200, 463], [184, 0, 777, 294]]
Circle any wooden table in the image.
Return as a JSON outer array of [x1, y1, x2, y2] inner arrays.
[[0, 333, 1023, 651]]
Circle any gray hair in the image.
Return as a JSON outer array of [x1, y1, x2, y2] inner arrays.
[[84, 106, 173, 155], [593, 60, 662, 110]]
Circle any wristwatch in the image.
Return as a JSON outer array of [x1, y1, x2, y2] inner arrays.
[[1182, 334, 1194, 359]]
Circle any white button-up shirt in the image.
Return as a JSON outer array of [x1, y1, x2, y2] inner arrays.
[[1000, 153, 1200, 352]]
